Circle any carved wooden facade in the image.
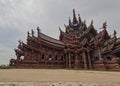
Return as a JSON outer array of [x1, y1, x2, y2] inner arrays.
[[10, 10, 120, 69]]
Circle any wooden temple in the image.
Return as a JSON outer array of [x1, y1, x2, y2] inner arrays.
[[10, 9, 120, 69]]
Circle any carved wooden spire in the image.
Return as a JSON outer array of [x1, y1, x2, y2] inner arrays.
[[69, 17, 72, 26], [73, 9, 78, 24], [78, 14, 81, 25]]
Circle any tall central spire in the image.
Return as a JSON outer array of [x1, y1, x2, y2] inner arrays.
[[73, 9, 78, 24]]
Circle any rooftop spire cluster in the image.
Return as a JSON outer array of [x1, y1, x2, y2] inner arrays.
[[69, 9, 83, 29]]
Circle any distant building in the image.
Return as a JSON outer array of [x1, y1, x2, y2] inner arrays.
[[10, 9, 120, 69]]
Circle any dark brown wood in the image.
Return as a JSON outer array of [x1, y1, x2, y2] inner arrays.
[[9, 9, 120, 70]]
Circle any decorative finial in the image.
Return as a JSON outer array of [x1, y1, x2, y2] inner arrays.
[[113, 30, 117, 37], [73, 9, 78, 24], [69, 17, 72, 26], [91, 20, 93, 25], [37, 26, 41, 33], [37, 26, 41, 37], [73, 9, 75, 15], [103, 21, 107, 29], [27, 31, 30, 37], [31, 29, 34, 36], [59, 27, 62, 33], [78, 14, 81, 24], [37, 26, 39, 30], [59, 27, 61, 31]]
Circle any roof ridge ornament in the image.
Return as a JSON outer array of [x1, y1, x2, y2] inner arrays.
[[37, 26, 41, 37], [113, 29, 117, 38], [27, 31, 30, 37], [59, 27, 62, 32], [114, 30, 117, 35], [91, 20, 93, 25], [88, 20, 94, 29], [37, 26, 40, 32], [69, 17, 72, 26], [73, 9, 78, 24]]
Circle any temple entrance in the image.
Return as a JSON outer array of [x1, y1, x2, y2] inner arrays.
[[65, 50, 92, 69], [80, 51, 92, 69]]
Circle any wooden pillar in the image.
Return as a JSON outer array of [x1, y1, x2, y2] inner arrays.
[[87, 52, 92, 69], [98, 47, 102, 60], [75, 50, 79, 68], [83, 51, 87, 69], [25, 51, 28, 60], [65, 53, 68, 68], [68, 51, 71, 68], [65, 50, 68, 68]]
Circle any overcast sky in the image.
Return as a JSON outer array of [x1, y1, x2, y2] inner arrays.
[[0, 0, 120, 65]]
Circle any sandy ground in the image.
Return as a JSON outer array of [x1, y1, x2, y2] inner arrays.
[[0, 69, 120, 83]]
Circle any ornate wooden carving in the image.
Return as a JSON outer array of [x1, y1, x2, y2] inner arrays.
[[10, 9, 120, 70]]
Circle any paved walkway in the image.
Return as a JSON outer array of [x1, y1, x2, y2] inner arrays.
[[0, 69, 120, 84]]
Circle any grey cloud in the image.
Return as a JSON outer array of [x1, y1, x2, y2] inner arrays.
[[0, 0, 120, 64]]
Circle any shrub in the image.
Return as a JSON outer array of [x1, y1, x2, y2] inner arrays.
[[0, 65, 13, 69]]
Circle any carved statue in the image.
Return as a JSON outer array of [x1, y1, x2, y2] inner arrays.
[[9, 59, 16, 66]]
